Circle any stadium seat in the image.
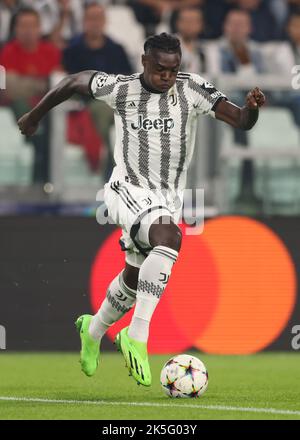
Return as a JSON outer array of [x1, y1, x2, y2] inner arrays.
[[17, 144, 34, 185], [249, 108, 300, 214], [260, 42, 295, 74], [0, 107, 33, 185], [105, 5, 145, 71], [64, 144, 101, 186], [219, 126, 243, 204], [219, 107, 300, 214]]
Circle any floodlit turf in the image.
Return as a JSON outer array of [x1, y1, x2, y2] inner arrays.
[[0, 352, 300, 420]]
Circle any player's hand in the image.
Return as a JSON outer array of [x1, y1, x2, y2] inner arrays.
[[246, 87, 266, 109], [17, 112, 39, 136]]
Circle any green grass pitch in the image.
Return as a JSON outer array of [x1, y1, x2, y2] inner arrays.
[[0, 352, 299, 420]]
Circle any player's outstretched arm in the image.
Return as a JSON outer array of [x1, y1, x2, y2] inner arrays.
[[215, 87, 266, 131], [17, 70, 97, 137]]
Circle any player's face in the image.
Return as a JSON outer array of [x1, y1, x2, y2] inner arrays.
[[142, 51, 181, 93]]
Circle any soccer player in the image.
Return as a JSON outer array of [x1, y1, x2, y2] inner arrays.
[[18, 33, 265, 387]]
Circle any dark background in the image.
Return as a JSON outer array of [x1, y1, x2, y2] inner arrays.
[[0, 216, 299, 352]]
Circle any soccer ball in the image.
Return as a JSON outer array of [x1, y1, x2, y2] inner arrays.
[[160, 354, 208, 398]]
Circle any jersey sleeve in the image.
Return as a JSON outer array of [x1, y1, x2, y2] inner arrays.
[[89, 71, 118, 108], [188, 73, 227, 117]]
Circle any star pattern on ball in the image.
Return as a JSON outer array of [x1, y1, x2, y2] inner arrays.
[[184, 384, 199, 398], [163, 374, 179, 397], [165, 359, 178, 367], [180, 359, 201, 380]]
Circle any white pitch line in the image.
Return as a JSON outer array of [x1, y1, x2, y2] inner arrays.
[[0, 396, 300, 417]]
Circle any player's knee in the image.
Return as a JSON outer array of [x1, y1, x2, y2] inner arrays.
[[150, 223, 182, 252], [123, 264, 139, 291]]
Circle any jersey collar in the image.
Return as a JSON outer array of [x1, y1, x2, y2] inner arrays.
[[139, 74, 163, 94]]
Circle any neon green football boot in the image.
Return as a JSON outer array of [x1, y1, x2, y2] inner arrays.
[[114, 326, 152, 387], [75, 314, 100, 377]]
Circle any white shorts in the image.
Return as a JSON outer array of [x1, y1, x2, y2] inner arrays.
[[104, 178, 182, 268]]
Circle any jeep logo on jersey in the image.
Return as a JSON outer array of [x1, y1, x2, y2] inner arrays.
[[131, 114, 174, 133]]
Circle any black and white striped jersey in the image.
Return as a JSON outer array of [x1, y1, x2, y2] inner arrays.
[[89, 71, 226, 194]]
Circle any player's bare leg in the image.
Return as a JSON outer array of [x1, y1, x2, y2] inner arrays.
[[123, 263, 140, 291], [76, 263, 139, 377], [115, 216, 181, 386]]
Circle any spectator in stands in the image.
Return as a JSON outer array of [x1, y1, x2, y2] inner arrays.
[[63, 3, 132, 75], [233, 0, 281, 41], [216, 9, 266, 207], [200, 0, 234, 39], [0, 0, 21, 45], [23, 0, 83, 48], [287, 12, 300, 64], [63, 2, 133, 180], [174, 7, 208, 73], [129, 0, 204, 37], [219, 9, 265, 76], [269, 0, 289, 33], [266, 12, 300, 130], [287, 0, 300, 14], [219, 9, 295, 114], [50, 0, 84, 49], [0, 7, 61, 183], [257, 13, 300, 131], [216, 8, 300, 208]]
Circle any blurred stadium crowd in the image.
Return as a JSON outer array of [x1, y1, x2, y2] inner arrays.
[[0, 0, 300, 212]]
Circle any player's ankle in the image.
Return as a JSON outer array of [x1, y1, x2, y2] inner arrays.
[[128, 317, 149, 343], [88, 315, 110, 341]]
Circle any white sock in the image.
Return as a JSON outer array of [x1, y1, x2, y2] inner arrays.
[[89, 271, 136, 341], [128, 245, 178, 343]]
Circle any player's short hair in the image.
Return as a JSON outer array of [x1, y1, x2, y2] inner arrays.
[[144, 33, 181, 56]]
